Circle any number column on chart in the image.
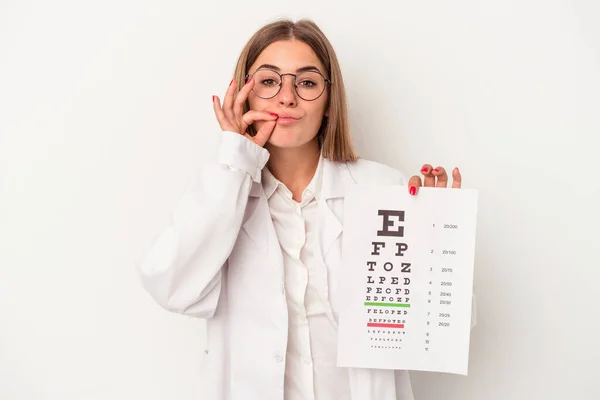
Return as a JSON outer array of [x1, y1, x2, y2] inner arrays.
[[425, 220, 459, 353]]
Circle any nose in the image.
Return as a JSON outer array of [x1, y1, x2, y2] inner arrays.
[[276, 75, 297, 107]]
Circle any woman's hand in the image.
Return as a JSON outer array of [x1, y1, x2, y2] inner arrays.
[[212, 78, 279, 147], [408, 164, 462, 195]]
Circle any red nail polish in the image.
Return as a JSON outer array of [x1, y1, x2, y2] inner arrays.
[[433, 168, 439, 172], [270, 113, 279, 118], [229, 79, 234, 86], [421, 167, 428, 173], [212, 95, 216, 102], [409, 186, 416, 195], [246, 77, 253, 84]]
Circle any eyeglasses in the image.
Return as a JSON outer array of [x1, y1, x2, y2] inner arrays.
[[244, 68, 331, 101]]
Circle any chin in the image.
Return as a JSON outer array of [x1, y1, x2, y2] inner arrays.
[[266, 128, 314, 149]]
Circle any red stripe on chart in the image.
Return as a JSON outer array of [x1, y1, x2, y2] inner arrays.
[[367, 323, 404, 328]]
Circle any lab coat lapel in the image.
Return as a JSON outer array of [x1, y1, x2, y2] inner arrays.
[[242, 181, 283, 270], [319, 159, 357, 258], [242, 160, 358, 273]]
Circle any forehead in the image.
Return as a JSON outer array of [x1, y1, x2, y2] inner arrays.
[[250, 40, 325, 73]]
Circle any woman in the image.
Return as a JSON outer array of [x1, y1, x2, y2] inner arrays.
[[137, 18, 468, 400]]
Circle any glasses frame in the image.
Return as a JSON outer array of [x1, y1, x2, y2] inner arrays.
[[244, 68, 332, 102]]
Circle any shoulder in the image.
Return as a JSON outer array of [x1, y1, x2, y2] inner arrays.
[[344, 158, 408, 186]]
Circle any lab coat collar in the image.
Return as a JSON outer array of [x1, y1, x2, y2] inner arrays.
[[244, 156, 357, 265], [321, 156, 356, 199], [249, 156, 356, 199]]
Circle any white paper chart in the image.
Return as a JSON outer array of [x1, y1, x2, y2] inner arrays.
[[336, 185, 478, 375]]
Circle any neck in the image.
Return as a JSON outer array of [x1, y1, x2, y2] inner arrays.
[[265, 138, 320, 202]]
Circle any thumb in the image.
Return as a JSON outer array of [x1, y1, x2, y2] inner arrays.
[[252, 120, 277, 147]]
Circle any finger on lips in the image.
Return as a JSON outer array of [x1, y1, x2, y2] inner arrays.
[[242, 111, 279, 127], [214, 77, 276, 134]]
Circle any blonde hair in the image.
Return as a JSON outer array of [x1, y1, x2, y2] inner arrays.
[[232, 19, 358, 162]]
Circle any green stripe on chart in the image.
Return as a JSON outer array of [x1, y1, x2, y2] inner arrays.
[[364, 302, 410, 308]]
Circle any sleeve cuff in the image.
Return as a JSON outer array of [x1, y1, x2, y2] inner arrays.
[[216, 131, 270, 183]]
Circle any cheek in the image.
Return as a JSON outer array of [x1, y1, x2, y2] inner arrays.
[[247, 97, 258, 112], [247, 91, 265, 111], [307, 102, 327, 124], [313, 96, 328, 118]]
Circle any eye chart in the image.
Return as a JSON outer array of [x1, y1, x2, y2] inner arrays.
[[336, 185, 478, 375]]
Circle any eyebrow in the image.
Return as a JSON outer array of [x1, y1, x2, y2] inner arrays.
[[255, 63, 323, 74]]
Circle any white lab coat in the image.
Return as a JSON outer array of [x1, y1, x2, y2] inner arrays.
[[137, 131, 476, 400]]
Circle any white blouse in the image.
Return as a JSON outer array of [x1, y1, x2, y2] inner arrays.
[[262, 155, 350, 400]]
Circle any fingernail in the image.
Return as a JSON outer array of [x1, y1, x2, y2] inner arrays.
[[246, 77, 253, 84], [409, 186, 417, 195], [433, 168, 439, 172], [421, 167, 428, 173], [212, 95, 216, 102], [270, 113, 279, 118], [455, 167, 460, 173], [229, 79, 234, 86]]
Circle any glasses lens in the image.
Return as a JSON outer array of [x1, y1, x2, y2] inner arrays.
[[296, 72, 325, 100], [295, 71, 325, 101], [252, 69, 281, 99]]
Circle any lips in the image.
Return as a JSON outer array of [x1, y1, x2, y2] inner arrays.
[[275, 115, 300, 126], [267, 112, 300, 126], [274, 114, 299, 120]]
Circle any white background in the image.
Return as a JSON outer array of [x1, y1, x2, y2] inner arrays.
[[1, 0, 598, 399]]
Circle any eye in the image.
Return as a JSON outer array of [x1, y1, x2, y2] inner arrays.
[[298, 80, 317, 88], [260, 78, 278, 86]]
